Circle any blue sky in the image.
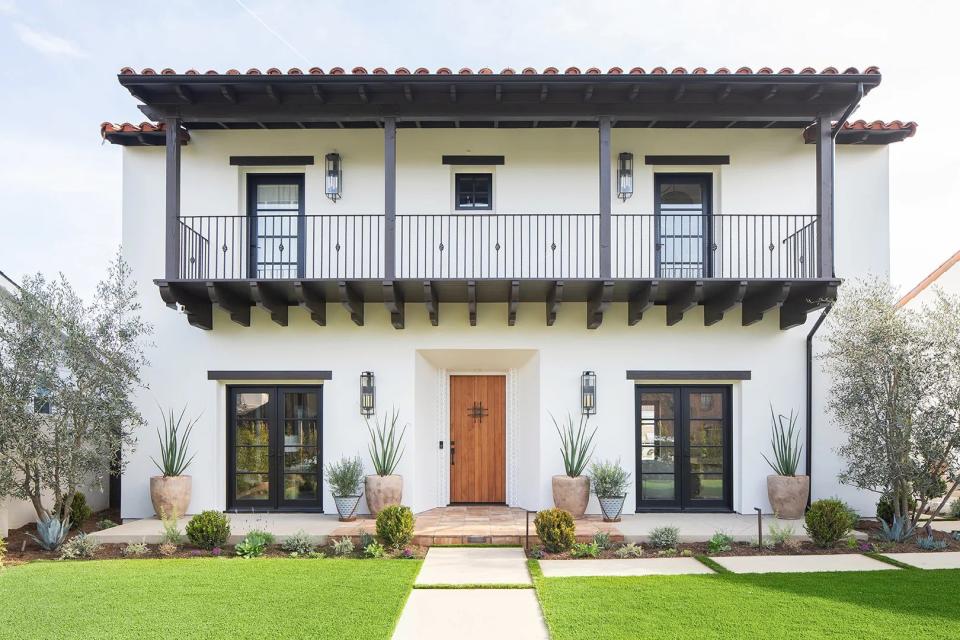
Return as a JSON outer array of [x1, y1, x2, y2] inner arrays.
[[1, 0, 956, 297]]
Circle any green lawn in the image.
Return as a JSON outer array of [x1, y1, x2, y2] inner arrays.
[[0, 558, 421, 640], [533, 565, 960, 640]]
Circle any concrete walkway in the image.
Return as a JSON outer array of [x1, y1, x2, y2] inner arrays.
[[713, 554, 894, 574], [393, 547, 548, 640], [616, 513, 866, 542], [882, 552, 960, 569], [540, 557, 712, 577]]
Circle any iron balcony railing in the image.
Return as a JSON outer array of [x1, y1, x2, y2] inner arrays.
[[177, 213, 819, 280]]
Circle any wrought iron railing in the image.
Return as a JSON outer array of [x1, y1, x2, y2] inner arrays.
[[175, 213, 819, 280]]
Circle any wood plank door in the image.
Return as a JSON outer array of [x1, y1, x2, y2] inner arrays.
[[450, 375, 506, 503]]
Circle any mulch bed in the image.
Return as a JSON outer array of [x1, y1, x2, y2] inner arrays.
[[2, 509, 426, 566]]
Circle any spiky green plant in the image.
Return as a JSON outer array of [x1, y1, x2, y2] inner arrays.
[[151, 405, 199, 477], [366, 409, 407, 476], [552, 413, 597, 477], [761, 405, 802, 476]]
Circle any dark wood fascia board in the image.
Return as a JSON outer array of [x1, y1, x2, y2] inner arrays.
[[626, 370, 752, 381], [442, 155, 505, 165], [645, 155, 730, 165], [229, 155, 315, 166], [207, 370, 333, 381]]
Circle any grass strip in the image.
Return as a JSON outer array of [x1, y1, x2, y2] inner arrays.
[[428, 544, 522, 548], [864, 552, 920, 570], [693, 554, 729, 573], [413, 583, 533, 589], [527, 557, 544, 580]]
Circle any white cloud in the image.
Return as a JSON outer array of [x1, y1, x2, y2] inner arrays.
[[0, 1, 16, 15], [14, 23, 87, 58]]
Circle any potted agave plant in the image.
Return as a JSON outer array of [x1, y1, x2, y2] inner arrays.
[[149, 406, 199, 519], [365, 409, 407, 516], [552, 413, 597, 518], [762, 406, 808, 519], [325, 456, 364, 521], [589, 459, 631, 522]]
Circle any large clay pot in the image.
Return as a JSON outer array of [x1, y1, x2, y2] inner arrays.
[[767, 475, 810, 520], [365, 475, 402, 516], [150, 475, 192, 519], [552, 475, 589, 518]]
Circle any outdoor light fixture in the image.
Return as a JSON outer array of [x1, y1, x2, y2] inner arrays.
[[581, 371, 597, 416], [617, 152, 634, 201], [360, 371, 375, 417], [325, 152, 342, 202]]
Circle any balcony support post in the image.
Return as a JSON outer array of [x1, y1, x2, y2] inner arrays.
[[815, 115, 834, 278], [598, 116, 612, 279], [164, 117, 182, 280], [384, 116, 397, 280]]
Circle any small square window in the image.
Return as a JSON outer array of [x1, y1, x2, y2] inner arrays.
[[455, 173, 492, 210]]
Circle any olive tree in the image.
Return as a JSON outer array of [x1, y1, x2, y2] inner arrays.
[[0, 253, 150, 531], [822, 278, 960, 524]]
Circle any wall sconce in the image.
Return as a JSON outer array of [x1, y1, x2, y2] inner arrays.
[[617, 152, 634, 201], [360, 371, 375, 417], [581, 371, 597, 416], [325, 152, 342, 202]]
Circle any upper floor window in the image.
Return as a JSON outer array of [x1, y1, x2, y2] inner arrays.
[[455, 173, 492, 210]]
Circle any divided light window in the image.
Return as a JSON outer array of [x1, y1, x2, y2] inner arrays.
[[455, 173, 493, 210]]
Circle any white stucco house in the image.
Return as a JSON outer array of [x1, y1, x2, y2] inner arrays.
[[101, 64, 915, 521]]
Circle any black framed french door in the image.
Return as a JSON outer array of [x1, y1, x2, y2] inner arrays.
[[635, 386, 732, 511], [654, 173, 713, 278], [246, 174, 305, 279], [227, 386, 323, 512]]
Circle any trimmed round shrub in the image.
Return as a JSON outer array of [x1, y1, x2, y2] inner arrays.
[[186, 510, 231, 549], [376, 505, 414, 549], [805, 498, 854, 548], [534, 508, 575, 553]]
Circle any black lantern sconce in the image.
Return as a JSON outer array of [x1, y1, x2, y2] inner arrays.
[[325, 152, 342, 202], [617, 152, 634, 201], [360, 371, 375, 417], [581, 371, 597, 416]]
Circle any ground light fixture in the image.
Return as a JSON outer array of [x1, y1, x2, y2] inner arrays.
[[617, 152, 634, 201], [581, 370, 597, 415], [360, 371, 375, 417], [325, 152, 342, 201]]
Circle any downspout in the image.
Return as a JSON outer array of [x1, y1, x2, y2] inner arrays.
[[806, 304, 832, 509]]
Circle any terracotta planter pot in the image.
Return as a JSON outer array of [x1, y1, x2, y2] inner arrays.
[[767, 475, 810, 519], [552, 475, 589, 518], [598, 495, 626, 522], [150, 475, 192, 519], [333, 495, 362, 521], [365, 475, 402, 516]]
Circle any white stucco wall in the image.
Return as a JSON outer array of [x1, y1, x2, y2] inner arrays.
[[119, 128, 890, 519]]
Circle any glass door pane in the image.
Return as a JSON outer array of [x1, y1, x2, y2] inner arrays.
[[248, 175, 304, 278], [682, 389, 729, 507], [655, 175, 711, 278], [233, 390, 274, 506], [279, 389, 322, 507], [636, 390, 680, 507]]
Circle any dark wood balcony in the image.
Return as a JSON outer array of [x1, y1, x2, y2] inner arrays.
[[156, 212, 837, 331]]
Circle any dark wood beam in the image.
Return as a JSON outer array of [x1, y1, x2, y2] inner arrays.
[[229, 155, 314, 166], [164, 117, 181, 280], [667, 281, 703, 325], [403, 84, 413, 102], [703, 281, 747, 326], [583, 85, 594, 102], [495, 84, 502, 103], [383, 281, 405, 329], [293, 280, 326, 326], [716, 84, 732, 102], [628, 84, 640, 101], [249, 282, 288, 326], [645, 155, 730, 165], [358, 85, 368, 103], [587, 280, 615, 329], [449, 84, 457, 102], [338, 281, 363, 326], [384, 117, 397, 279], [626, 370, 751, 381], [158, 282, 211, 330], [206, 282, 250, 326], [467, 280, 477, 326], [209, 370, 332, 381], [780, 281, 838, 330], [672, 84, 686, 102], [598, 116, 612, 279], [742, 282, 791, 326], [760, 85, 778, 102], [264, 84, 280, 104], [804, 86, 824, 102], [628, 281, 659, 325], [815, 115, 834, 278], [539, 84, 549, 102], [424, 280, 439, 326], [546, 281, 563, 326], [508, 280, 520, 326], [311, 84, 325, 102]]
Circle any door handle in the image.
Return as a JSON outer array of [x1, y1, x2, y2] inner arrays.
[[450, 440, 455, 466]]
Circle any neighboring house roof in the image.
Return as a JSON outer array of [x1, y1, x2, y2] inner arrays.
[[100, 122, 189, 146], [119, 65, 881, 76], [897, 250, 960, 307]]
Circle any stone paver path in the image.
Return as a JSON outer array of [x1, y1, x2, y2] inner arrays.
[[393, 546, 547, 639], [882, 552, 960, 569], [415, 547, 531, 585], [713, 554, 895, 574], [540, 557, 713, 577]]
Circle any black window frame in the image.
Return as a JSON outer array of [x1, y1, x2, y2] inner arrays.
[[246, 173, 306, 279], [454, 173, 493, 211], [653, 173, 713, 278]]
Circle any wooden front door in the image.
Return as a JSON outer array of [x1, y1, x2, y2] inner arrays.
[[450, 375, 506, 503]]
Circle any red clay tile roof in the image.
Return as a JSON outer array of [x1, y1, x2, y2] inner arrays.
[[100, 121, 189, 145], [119, 66, 881, 77], [100, 121, 167, 135], [842, 119, 917, 136], [897, 249, 960, 307]]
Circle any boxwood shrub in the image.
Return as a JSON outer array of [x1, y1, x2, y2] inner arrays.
[[534, 508, 576, 553], [805, 498, 854, 548], [186, 510, 231, 549], [376, 505, 414, 549]]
